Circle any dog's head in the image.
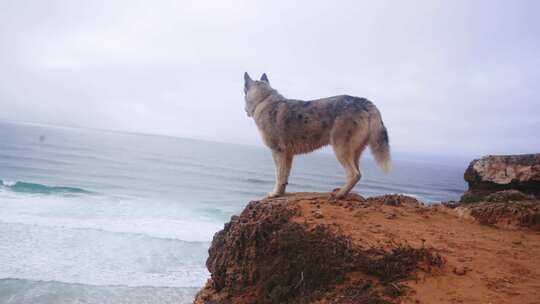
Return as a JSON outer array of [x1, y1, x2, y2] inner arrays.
[[244, 72, 273, 117]]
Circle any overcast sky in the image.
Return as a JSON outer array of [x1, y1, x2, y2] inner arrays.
[[1, 0, 539, 159]]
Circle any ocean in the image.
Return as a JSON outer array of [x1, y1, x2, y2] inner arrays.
[[0, 121, 466, 303]]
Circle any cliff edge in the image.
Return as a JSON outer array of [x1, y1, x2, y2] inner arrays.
[[194, 193, 540, 304]]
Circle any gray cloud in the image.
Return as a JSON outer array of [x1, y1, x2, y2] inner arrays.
[[1, 0, 539, 159]]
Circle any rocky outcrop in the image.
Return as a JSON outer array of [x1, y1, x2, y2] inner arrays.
[[194, 193, 540, 304], [194, 194, 442, 304], [461, 154, 540, 202]]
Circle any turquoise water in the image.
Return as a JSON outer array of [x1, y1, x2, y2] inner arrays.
[[0, 121, 466, 303]]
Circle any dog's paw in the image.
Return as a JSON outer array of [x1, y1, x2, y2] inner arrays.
[[267, 192, 284, 198], [329, 188, 338, 201], [330, 188, 346, 200]]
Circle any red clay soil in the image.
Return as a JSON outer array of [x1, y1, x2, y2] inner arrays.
[[194, 193, 540, 304]]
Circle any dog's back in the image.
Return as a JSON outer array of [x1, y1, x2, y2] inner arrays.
[[254, 95, 384, 156]]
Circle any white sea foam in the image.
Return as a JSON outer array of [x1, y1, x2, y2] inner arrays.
[[0, 190, 222, 242], [0, 179, 16, 187], [0, 279, 199, 304], [0, 189, 217, 288], [0, 222, 210, 288], [0, 214, 221, 242]]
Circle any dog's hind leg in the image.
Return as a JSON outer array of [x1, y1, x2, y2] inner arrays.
[[332, 145, 360, 199], [268, 150, 293, 198]]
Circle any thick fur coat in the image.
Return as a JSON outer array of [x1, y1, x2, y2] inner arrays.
[[244, 73, 390, 198]]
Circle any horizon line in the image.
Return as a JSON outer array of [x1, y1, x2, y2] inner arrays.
[[0, 118, 473, 166]]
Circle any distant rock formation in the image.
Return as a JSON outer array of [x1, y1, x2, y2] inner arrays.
[[462, 153, 540, 202]]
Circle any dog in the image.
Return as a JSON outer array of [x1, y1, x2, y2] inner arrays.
[[244, 72, 390, 198]]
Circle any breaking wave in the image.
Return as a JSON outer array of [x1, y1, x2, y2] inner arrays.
[[0, 180, 92, 195]]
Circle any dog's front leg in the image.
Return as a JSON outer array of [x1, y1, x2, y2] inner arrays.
[[268, 150, 293, 198]]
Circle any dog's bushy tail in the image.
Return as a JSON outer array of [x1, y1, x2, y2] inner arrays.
[[368, 107, 391, 174]]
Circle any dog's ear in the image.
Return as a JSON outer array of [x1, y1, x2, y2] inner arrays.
[[244, 72, 253, 93], [260, 73, 269, 84]]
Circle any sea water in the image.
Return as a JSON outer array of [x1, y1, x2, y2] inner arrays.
[[0, 121, 466, 303]]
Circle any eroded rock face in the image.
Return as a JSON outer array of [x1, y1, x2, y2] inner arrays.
[[485, 189, 528, 202], [195, 197, 369, 304], [462, 154, 540, 201], [194, 194, 443, 304]]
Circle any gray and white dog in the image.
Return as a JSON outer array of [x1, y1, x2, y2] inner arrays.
[[244, 73, 390, 199]]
